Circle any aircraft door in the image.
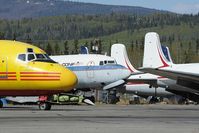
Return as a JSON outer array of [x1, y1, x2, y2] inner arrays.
[[87, 61, 95, 78], [0, 57, 7, 79]]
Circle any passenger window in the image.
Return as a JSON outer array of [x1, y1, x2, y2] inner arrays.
[[99, 61, 104, 65], [108, 60, 115, 64], [18, 54, 26, 61], [104, 61, 107, 64], [28, 54, 35, 61]]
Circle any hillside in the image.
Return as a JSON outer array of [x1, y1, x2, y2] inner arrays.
[[99, 24, 199, 68], [0, 13, 198, 67], [0, 0, 165, 19], [55, 23, 199, 68], [0, 13, 183, 41]]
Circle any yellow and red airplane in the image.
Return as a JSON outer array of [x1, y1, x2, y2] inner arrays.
[[0, 40, 77, 110]]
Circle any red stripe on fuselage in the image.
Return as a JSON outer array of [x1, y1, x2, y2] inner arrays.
[[20, 72, 60, 74], [0, 72, 17, 80], [20, 79, 60, 81], [0, 79, 17, 80], [127, 82, 146, 85], [20, 75, 60, 77]]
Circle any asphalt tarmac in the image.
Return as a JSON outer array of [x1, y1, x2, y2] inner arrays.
[[0, 104, 199, 133]]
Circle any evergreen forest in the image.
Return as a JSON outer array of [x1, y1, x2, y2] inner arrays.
[[0, 12, 199, 68]]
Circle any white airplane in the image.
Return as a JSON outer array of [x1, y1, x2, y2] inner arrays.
[[50, 54, 131, 91], [139, 32, 199, 102], [111, 43, 174, 100]]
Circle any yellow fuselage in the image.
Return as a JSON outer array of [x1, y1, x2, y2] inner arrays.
[[0, 40, 77, 96]]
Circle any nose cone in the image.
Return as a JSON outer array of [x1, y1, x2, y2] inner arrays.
[[60, 67, 78, 92]]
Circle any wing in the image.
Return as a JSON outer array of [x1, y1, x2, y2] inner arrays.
[[126, 73, 159, 88], [140, 67, 199, 81], [139, 67, 199, 91]]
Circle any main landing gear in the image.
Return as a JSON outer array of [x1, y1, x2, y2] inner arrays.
[[148, 87, 159, 104]]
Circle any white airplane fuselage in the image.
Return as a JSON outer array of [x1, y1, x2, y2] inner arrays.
[[50, 54, 131, 89], [126, 73, 174, 97], [125, 83, 173, 97]]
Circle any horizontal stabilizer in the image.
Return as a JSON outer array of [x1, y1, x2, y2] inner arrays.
[[103, 80, 125, 90], [83, 99, 95, 106]]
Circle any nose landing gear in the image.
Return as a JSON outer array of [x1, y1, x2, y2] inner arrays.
[[38, 102, 51, 110]]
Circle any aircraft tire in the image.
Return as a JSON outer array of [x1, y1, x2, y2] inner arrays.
[[39, 102, 51, 110], [149, 97, 159, 104]]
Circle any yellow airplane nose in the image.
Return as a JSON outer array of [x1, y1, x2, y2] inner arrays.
[[60, 67, 78, 92]]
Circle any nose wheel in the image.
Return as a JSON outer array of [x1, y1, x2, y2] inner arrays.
[[39, 102, 51, 110]]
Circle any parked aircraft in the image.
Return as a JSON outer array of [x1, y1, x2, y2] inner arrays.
[[111, 43, 174, 101], [0, 40, 77, 110], [125, 83, 173, 98], [50, 54, 131, 101], [140, 32, 199, 102]]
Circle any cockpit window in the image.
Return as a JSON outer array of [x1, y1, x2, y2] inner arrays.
[[34, 53, 57, 63], [99, 61, 104, 65], [28, 54, 35, 61], [36, 54, 45, 59], [17, 52, 56, 63], [18, 54, 26, 61], [44, 54, 51, 59]]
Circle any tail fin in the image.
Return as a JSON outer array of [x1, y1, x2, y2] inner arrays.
[[111, 44, 138, 73], [143, 32, 172, 68]]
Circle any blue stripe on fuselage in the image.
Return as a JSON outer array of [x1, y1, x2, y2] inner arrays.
[[67, 65, 126, 71]]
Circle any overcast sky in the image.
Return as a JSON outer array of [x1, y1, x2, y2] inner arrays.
[[73, 0, 199, 14]]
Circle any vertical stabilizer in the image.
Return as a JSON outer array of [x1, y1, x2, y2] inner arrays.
[[143, 32, 171, 68], [111, 44, 138, 73]]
